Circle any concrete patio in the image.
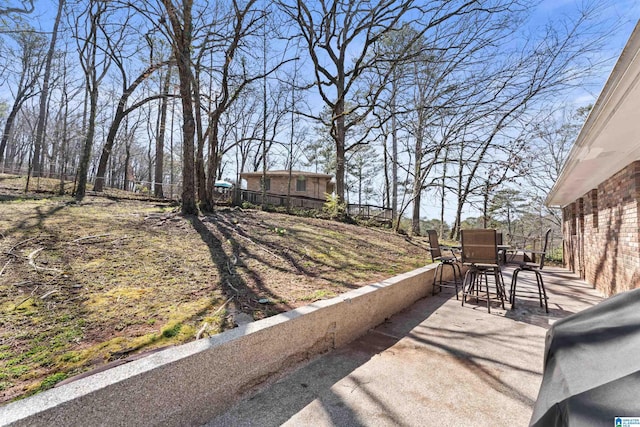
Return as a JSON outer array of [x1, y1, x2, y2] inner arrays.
[[207, 265, 604, 426]]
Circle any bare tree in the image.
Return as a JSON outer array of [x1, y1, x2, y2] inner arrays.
[[160, 0, 197, 214], [92, 57, 173, 192], [278, 0, 417, 201], [0, 29, 45, 167], [0, 1, 34, 15], [200, 0, 264, 211], [154, 63, 172, 197], [524, 106, 590, 227], [72, 0, 113, 201], [281, 0, 522, 203], [447, 5, 608, 239], [31, 0, 64, 177]]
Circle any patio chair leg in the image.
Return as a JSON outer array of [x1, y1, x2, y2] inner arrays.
[[534, 270, 543, 308], [451, 263, 459, 300], [444, 263, 459, 300], [445, 264, 458, 300], [432, 264, 441, 296], [462, 268, 479, 306], [483, 270, 491, 314], [494, 268, 505, 309], [510, 268, 521, 309], [432, 263, 460, 300], [462, 270, 470, 307], [455, 263, 463, 288], [535, 270, 549, 313], [473, 271, 479, 294]]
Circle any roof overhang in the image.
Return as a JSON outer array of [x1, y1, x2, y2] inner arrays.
[[239, 170, 333, 179], [546, 21, 640, 208]]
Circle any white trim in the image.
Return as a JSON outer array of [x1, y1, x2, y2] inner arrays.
[[546, 21, 640, 207]]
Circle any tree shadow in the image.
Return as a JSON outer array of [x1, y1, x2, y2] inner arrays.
[[593, 204, 623, 294], [189, 215, 291, 319], [3, 203, 68, 240], [212, 210, 423, 291], [205, 295, 450, 427], [205, 290, 548, 426]]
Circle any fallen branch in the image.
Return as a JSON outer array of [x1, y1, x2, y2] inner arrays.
[[226, 280, 239, 293], [213, 296, 234, 316], [14, 285, 39, 310], [226, 261, 234, 276], [15, 281, 36, 287], [0, 259, 11, 277], [27, 248, 44, 270], [40, 289, 59, 300], [195, 322, 209, 340], [6, 236, 39, 256], [71, 233, 113, 243], [27, 248, 63, 273]]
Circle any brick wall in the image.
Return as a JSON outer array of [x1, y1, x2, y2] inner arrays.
[[243, 174, 330, 200], [563, 161, 640, 295]]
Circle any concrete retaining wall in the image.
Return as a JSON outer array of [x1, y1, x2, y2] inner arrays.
[[0, 263, 456, 426]]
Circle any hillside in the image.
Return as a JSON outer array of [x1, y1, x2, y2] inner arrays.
[[0, 174, 430, 403]]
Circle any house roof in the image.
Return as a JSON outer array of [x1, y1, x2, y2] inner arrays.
[[239, 170, 333, 179], [546, 21, 640, 207]]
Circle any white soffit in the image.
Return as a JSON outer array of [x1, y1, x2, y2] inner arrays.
[[546, 21, 640, 207]]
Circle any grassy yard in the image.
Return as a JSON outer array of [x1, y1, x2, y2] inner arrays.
[[0, 174, 431, 403]]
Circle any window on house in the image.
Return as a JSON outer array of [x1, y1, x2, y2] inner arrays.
[[296, 176, 306, 192], [261, 178, 271, 191]]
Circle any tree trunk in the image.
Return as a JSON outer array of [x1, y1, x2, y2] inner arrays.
[[162, 0, 197, 214], [169, 98, 175, 198], [383, 134, 389, 209], [0, 105, 20, 167], [358, 164, 362, 206], [411, 127, 424, 236], [391, 73, 398, 224], [58, 86, 70, 195], [76, 86, 98, 201], [439, 147, 448, 237], [204, 119, 220, 211], [450, 154, 465, 241], [32, 0, 63, 177], [154, 65, 172, 198], [194, 68, 207, 206], [124, 135, 131, 192], [334, 97, 346, 201]]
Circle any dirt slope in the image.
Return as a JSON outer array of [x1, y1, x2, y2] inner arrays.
[[0, 174, 430, 403]]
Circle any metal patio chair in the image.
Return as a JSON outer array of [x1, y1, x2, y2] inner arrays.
[[509, 228, 551, 313], [427, 230, 462, 299], [460, 229, 506, 313]]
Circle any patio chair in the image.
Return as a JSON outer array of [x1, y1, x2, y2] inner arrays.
[[426, 230, 462, 299], [509, 229, 551, 313], [496, 232, 507, 265], [460, 229, 506, 313]]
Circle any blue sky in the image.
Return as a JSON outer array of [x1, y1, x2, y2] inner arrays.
[[427, 1, 640, 223], [3, 0, 639, 224]]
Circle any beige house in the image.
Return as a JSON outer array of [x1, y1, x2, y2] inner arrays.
[[240, 170, 334, 200], [546, 22, 640, 295]]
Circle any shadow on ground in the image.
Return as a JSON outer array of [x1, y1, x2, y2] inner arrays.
[[206, 294, 450, 426]]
